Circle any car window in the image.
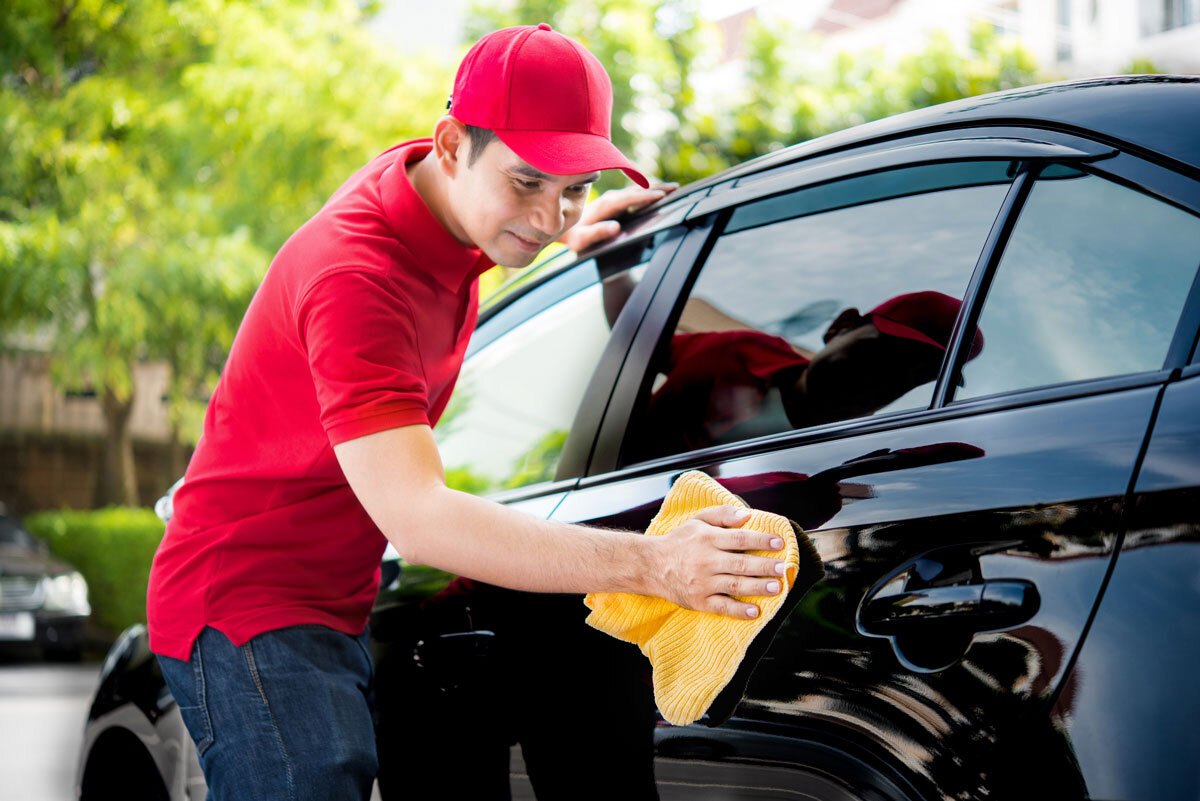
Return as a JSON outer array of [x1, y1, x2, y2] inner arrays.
[[622, 160, 1015, 465], [435, 249, 654, 494], [956, 167, 1200, 399]]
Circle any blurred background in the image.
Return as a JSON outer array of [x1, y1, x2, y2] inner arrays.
[[0, 0, 1197, 798]]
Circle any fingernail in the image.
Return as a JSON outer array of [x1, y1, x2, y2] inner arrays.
[[775, 562, 786, 575], [746, 606, 759, 618], [767, 580, 781, 594], [770, 537, 784, 549]]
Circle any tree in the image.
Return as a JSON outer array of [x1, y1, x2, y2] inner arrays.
[[0, 0, 453, 503]]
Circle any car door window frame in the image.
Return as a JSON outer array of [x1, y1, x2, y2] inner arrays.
[[586, 131, 1200, 480]]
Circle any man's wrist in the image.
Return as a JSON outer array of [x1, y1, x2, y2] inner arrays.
[[621, 530, 659, 597]]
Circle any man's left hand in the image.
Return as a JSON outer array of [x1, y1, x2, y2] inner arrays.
[[558, 182, 679, 253]]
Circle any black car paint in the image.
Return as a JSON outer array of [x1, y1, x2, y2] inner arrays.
[[83, 77, 1200, 801], [1051, 367, 1200, 800]]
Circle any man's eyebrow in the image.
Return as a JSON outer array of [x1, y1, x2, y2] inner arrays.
[[510, 164, 601, 185], [510, 164, 554, 181]]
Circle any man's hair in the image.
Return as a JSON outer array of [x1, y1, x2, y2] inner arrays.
[[464, 125, 498, 167]]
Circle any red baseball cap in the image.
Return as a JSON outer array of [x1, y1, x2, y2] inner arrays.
[[448, 24, 650, 188], [867, 291, 985, 360]]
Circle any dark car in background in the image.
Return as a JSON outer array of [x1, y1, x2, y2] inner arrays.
[[78, 75, 1200, 801], [0, 511, 91, 660]]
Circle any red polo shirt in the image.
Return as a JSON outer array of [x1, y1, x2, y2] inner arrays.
[[147, 140, 494, 660]]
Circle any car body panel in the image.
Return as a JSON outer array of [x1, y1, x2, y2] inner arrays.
[[1052, 368, 1200, 800]]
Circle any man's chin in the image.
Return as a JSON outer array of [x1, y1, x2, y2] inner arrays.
[[489, 246, 542, 270]]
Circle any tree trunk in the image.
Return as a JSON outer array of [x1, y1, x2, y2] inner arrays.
[[96, 383, 138, 507], [168, 418, 188, 481]]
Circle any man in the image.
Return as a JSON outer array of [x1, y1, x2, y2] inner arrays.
[[147, 24, 787, 801]]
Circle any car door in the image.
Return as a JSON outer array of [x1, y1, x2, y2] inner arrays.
[[546, 134, 1200, 801], [1043, 174, 1200, 799]]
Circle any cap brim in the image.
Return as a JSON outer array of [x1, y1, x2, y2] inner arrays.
[[871, 315, 947, 351], [494, 129, 649, 188]]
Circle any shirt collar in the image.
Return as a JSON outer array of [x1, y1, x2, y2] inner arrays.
[[378, 139, 495, 293]]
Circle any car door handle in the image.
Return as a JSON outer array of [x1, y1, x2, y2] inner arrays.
[[859, 579, 1039, 636]]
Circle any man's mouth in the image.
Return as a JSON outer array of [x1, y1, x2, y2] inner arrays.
[[508, 231, 547, 252]]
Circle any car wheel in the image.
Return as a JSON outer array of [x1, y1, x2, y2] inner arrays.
[[80, 727, 170, 801]]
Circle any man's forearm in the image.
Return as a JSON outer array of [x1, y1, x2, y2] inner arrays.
[[335, 424, 781, 617], [386, 484, 655, 596]]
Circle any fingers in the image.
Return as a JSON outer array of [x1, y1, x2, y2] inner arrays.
[[689, 504, 751, 528], [583, 185, 670, 223], [652, 503, 795, 619], [721, 553, 789, 578], [693, 574, 783, 620], [713, 527, 786, 554], [688, 505, 785, 553], [558, 219, 621, 252], [702, 595, 764, 619]]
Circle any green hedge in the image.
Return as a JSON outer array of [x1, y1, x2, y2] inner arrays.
[[24, 507, 165, 636]]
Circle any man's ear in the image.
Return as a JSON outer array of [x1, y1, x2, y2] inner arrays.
[[823, 308, 863, 344], [431, 116, 469, 178]]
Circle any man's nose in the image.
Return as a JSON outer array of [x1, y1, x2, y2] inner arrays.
[[528, 191, 566, 238]]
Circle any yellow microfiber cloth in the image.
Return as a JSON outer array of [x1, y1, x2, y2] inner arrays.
[[584, 470, 824, 726]]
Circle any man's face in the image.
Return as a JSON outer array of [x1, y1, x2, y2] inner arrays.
[[447, 136, 599, 268]]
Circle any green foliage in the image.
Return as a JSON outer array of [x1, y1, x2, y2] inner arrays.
[[662, 20, 1043, 184], [503, 429, 568, 489], [0, 0, 452, 463], [444, 467, 494, 495], [1125, 57, 1159, 74], [24, 506, 165, 635]]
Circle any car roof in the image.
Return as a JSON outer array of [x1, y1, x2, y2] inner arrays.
[[640, 75, 1200, 220]]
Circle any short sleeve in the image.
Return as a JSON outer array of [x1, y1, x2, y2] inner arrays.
[[296, 269, 430, 445]]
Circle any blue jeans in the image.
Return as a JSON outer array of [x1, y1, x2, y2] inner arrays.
[[157, 625, 378, 801]]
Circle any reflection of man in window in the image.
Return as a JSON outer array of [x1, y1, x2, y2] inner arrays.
[[635, 291, 984, 459]]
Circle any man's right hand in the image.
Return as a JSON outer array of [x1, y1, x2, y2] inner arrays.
[[647, 505, 787, 619]]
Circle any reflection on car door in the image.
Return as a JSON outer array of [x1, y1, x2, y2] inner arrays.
[[545, 151, 1200, 800]]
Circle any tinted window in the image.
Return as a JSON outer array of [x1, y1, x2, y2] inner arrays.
[[436, 255, 651, 493], [623, 161, 1014, 465], [957, 169, 1200, 399]]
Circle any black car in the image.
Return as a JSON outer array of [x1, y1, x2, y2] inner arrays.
[[0, 512, 91, 660], [79, 75, 1200, 801]]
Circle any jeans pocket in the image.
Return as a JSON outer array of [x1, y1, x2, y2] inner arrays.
[[162, 641, 216, 757]]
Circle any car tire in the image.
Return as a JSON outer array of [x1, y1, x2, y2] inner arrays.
[[80, 727, 170, 801]]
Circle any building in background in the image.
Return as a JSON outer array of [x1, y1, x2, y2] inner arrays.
[[715, 0, 1200, 76], [0, 352, 183, 512]]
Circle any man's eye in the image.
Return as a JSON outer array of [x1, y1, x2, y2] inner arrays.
[[567, 184, 590, 196], [514, 179, 540, 191]]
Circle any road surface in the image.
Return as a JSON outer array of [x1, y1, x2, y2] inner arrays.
[[0, 659, 100, 801]]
